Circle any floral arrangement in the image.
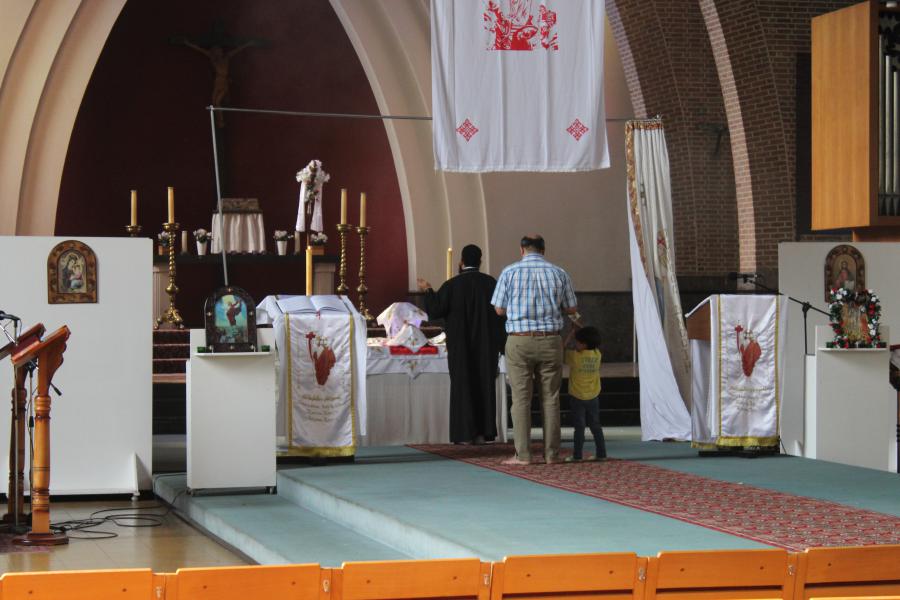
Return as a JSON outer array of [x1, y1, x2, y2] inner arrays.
[[157, 231, 171, 248], [193, 228, 212, 243], [825, 287, 886, 349], [310, 232, 328, 245], [273, 230, 293, 242], [296, 159, 331, 189]]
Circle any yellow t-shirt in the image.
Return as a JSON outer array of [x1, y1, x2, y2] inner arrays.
[[565, 349, 602, 400]]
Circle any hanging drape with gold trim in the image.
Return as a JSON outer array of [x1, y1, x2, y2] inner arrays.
[[625, 119, 692, 440]]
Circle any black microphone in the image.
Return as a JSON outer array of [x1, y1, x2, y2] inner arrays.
[[727, 272, 759, 282], [0, 311, 21, 322]]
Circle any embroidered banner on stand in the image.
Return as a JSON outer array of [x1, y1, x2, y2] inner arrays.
[[431, 0, 609, 172]]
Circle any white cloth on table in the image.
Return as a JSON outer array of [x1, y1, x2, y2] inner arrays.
[[211, 212, 266, 253], [376, 302, 428, 339], [257, 295, 367, 453], [431, 0, 608, 172]]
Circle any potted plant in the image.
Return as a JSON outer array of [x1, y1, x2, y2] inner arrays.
[[157, 231, 171, 256], [273, 230, 293, 255], [193, 229, 212, 256], [309, 231, 328, 255]]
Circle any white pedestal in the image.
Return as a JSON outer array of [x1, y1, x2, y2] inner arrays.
[[186, 329, 277, 491], [804, 326, 896, 471]]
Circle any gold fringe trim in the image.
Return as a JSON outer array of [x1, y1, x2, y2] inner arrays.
[[278, 446, 356, 458], [714, 435, 780, 447]]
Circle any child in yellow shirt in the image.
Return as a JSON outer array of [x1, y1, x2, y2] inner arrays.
[[564, 326, 606, 462]]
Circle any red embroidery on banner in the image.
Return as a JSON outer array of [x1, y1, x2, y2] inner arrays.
[[306, 331, 336, 385], [456, 119, 479, 141], [734, 324, 762, 377], [483, 1, 558, 51], [566, 119, 589, 140]]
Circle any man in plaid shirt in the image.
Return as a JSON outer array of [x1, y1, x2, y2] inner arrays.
[[491, 234, 581, 465]]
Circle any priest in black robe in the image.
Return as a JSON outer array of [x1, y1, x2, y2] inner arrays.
[[417, 245, 506, 444]]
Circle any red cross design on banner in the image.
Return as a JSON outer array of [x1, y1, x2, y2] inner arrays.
[[566, 119, 589, 141], [456, 119, 479, 142]]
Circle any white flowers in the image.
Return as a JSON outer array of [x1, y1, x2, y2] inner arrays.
[[273, 230, 293, 242], [193, 228, 211, 243], [157, 231, 171, 246], [296, 159, 331, 187], [310, 232, 328, 245]]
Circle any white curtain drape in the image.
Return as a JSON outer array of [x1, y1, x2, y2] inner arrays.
[[625, 119, 692, 440]]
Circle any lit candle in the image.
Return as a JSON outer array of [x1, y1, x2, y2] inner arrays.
[[130, 190, 137, 226], [446, 247, 453, 280], [340, 188, 348, 225], [306, 246, 314, 296], [359, 192, 367, 228], [167, 187, 175, 223]]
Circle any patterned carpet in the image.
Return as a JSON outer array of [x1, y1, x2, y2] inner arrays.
[[409, 443, 900, 551]]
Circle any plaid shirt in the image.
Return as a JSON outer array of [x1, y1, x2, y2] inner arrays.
[[491, 253, 577, 333]]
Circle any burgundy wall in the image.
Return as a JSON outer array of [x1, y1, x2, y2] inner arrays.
[[58, 0, 407, 325]]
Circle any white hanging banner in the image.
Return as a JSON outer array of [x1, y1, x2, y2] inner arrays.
[[431, 0, 609, 172], [626, 119, 692, 441]]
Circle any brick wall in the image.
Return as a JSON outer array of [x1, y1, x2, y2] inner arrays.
[[608, 0, 856, 277]]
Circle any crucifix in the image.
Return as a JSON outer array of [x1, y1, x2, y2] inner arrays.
[[170, 20, 267, 128]]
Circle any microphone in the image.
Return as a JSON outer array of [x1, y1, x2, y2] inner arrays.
[[727, 272, 759, 282], [0, 311, 21, 322]]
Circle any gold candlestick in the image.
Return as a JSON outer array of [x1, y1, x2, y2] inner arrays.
[[356, 225, 374, 321], [155, 222, 184, 330], [125, 224, 142, 237], [336, 223, 352, 295]]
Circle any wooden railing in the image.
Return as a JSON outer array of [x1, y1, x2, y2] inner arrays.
[[1, 545, 899, 600]]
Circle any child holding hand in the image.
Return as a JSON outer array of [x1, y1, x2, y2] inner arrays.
[[564, 325, 606, 462]]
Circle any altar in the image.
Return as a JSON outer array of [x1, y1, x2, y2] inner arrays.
[[363, 343, 508, 446]]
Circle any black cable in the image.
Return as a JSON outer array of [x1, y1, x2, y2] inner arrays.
[[48, 489, 188, 540]]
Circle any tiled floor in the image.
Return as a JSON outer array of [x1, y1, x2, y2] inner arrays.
[[0, 499, 248, 574]]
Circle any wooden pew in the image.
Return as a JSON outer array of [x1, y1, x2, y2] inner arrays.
[[336, 558, 490, 600], [163, 564, 327, 600], [794, 545, 900, 599], [490, 553, 647, 600], [644, 549, 796, 599], [0, 568, 155, 600]]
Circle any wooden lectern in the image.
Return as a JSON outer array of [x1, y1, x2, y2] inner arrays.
[[0, 324, 70, 545], [0, 323, 45, 528]]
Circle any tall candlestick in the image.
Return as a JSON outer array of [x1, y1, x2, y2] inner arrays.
[[167, 187, 175, 223], [359, 192, 367, 228], [155, 222, 184, 330], [306, 246, 314, 296], [446, 247, 453, 280], [340, 188, 348, 224], [130, 190, 137, 226]]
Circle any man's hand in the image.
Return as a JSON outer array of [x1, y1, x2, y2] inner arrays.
[[495, 306, 507, 317], [416, 277, 432, 291]]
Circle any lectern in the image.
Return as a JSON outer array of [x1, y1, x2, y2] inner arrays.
[[686, 294, 786, 451], [0, 323, 45, 527], [0, 324, 70, 545]]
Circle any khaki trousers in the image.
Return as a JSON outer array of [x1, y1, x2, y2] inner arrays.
[[505, 334, 563, 461]]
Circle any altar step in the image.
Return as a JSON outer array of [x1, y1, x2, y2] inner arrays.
[[152, 329, 189, 435]]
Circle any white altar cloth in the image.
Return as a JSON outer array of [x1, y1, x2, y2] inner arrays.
[[211, 212, 266, 254]]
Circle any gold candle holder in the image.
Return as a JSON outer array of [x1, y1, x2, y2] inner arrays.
[[155, 222, 184, 330], [336, 223, 352, 295], [356, 225, 374, 322], [125, 224, 142, 237]]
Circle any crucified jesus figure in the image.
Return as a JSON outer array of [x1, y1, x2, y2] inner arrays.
[[171, 21, 265, 127]]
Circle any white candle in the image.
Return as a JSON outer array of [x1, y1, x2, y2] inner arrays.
[[340, 188, 348, 224], [167, 187, 175, 223], [181, 230, 189, 254], [306, 246, 314, 296], [446, 247, 453, 280], [359, 192, 367, 228], [130, 190, 137, 226]]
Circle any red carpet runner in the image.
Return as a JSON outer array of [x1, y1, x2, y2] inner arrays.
[[409, 443, 900, 551]]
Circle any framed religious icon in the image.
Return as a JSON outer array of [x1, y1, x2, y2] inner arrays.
[[203, 286, 257, 352], [47, 240, 98, 304], [824, 244, 865, 302]]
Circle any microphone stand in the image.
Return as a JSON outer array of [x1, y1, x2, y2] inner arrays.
[[741, 275, 830, 356]]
